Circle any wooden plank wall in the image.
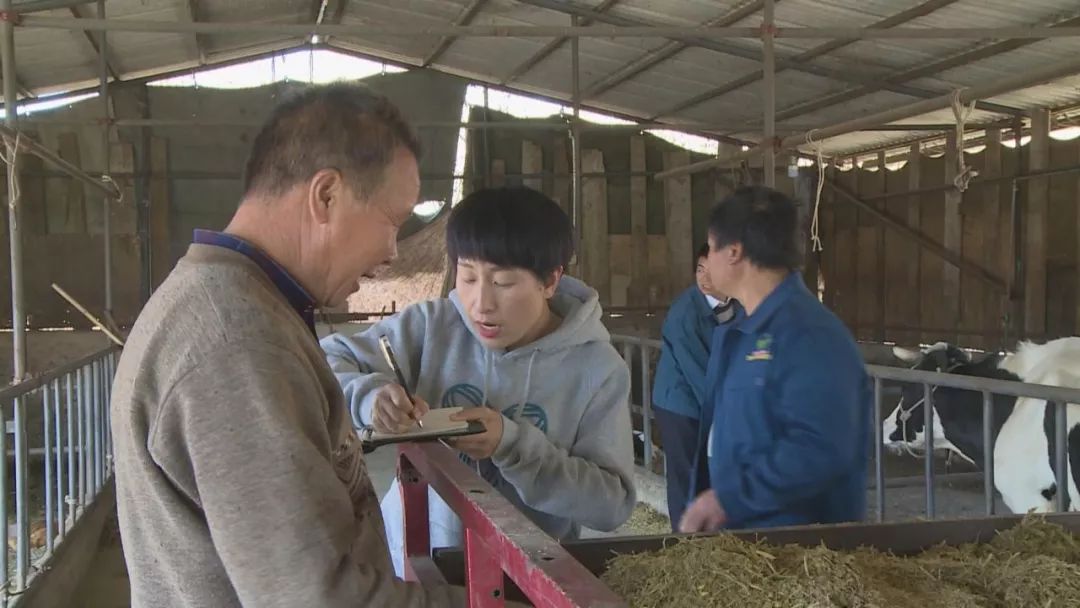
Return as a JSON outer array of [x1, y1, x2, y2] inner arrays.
[[469, 115, 1080, 348], [0, 130, 148, 328], [818, 129, 1080, 349]]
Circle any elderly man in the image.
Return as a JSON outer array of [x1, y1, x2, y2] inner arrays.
[[680, 186, 870, 533], [110, 84, 464, 607]]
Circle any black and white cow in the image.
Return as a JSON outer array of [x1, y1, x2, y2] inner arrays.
[[882, 338, 1080, 514]]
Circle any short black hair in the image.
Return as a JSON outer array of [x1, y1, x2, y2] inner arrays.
[[695, 243, 709, 268], [243, 83, 421, 198], [447, 186, 573, 280], [708, 186, 801, 271]]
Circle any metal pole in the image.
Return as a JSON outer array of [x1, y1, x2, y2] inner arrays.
[[13, 395, 28, 590], [981, 391, 995, 515], [639, 343, 652, 471], [873, 378, 885, 522], [54, 377, 64, 539], [1053, 401, 1068, 512], [44, 383, 55, 554], [923, 383, 935, 519], [570, 14, 582, 246], [0, 406, 7, 597], [98, 0, 112, 321], [92, 359, 101, 493], [2, 0, 26, 384], [657, 55, 1080, 180], [65, 372, 75, 526], [77, 367, 85, 509], [762, 0, 776, 187], [16, 17, 1080, 39]]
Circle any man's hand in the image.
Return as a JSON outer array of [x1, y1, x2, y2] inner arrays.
[[371, 384, 430, 434], [679, 490, 727, 534], [447, 407, 505, 460]]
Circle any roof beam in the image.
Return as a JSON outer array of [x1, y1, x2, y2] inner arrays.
[[501, 0, 620, 85], [12, 0, 94, 12], [582, 0, 768, 100], [185, 0, 207, 65], [69, 5, 119, 80], [653, 0, 963, 119], [423, 0, 490, 67], [770, 13, 1080, 125], [656, 53, 1080, 180], [515, 0, 1020, 115]]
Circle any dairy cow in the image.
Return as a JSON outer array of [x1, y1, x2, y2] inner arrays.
[[882, 338, 1080, 514]]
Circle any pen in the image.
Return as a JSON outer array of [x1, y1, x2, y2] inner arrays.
[[378, 335, 423, 428]]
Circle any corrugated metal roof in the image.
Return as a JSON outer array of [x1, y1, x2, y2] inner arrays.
[[8, 0, 1080, 156]]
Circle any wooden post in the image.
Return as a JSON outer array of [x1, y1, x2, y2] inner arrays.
[[943, 131, 962, 343], [906, 144, 923, 346], [552, 136, 570, 215], [490, 159, 506, 188], [664, 150, 693, 300], [984, 129, 1003, 348], [149, 137, 170, 289], [581, 149, 609, 303], [522, 140, 543, 192], [629, 136, 648, 307], [875, 151, 887, 341], [1026, 109, 1050, 340], [58, 133, 88, 234]]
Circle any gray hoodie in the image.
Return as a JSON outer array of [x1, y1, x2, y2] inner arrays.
[[321, 276, 635, 576]]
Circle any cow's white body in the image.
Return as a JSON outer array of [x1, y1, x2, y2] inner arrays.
[[886, 337, 1080, 514]]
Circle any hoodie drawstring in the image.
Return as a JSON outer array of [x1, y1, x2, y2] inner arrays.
[[517, 351, 538, 422]]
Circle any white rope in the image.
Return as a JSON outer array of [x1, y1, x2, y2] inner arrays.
[[806, 129, 825, 252], [0, 131, 21, 229], [951, 88, 978, 193], [100, 174, 123, 203]]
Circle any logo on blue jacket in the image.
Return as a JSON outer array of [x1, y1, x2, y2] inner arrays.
[[441, 383, 548, 434]]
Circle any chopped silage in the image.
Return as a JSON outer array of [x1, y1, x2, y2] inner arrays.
[[601, 515, 1080, 607]]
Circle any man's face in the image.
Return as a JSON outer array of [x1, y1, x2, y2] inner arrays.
[[706, 233, 738, 298], [322, 146, 420, 307], [695, 257, 715, 296]]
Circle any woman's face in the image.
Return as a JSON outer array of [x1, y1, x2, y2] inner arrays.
[[456, 259, 559, 351]]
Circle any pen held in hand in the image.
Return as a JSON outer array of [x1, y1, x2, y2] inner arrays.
[[378, 335, 423, 429]]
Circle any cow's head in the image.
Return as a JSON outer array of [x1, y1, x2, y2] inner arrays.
[[882, 342, 971, 452]]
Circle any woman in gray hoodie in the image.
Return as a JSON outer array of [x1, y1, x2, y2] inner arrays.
[[321, 186, 636, 577]]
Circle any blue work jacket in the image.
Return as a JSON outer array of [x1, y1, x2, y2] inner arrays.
[[695, 273, 870, 529]]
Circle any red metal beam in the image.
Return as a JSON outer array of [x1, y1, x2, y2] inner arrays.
[[399, 442, 627, 607]]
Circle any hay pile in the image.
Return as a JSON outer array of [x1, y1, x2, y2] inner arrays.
[[602, 516, 1080, 607], [622, 503, 672, 536]]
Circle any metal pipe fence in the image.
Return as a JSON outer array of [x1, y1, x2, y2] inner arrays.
[[1, 346, 117, 602], [611, 333, 1080, 523]]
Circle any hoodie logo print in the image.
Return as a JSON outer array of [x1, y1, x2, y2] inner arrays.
[[441, 383, 549, 434]]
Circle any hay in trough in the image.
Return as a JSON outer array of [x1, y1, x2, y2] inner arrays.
[[602, 516, 1080, 608], [622, 503, 672, 536]]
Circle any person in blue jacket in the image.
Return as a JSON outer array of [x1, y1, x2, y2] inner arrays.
[[651, 244, 739, 530], [680, 186, 870, 533]]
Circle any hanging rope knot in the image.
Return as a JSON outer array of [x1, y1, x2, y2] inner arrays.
[[100, 174, 123, 202], [950, 88, 979, 193], [805, 129, 826, 253], [1, 130, 21, 228]]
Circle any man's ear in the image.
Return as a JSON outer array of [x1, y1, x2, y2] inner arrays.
[[307, 169, 345, 226], [727, 242, 743, 264], [542, 267, 563, 297]]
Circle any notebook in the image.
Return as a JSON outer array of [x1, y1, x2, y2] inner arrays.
[[358, 406, 486, 452]]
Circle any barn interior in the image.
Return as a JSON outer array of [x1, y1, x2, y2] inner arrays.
[[1, 0, 1080, 606]]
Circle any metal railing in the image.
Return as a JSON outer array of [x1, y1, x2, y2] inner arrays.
[[1, 346, 118, 602], [610, 333, 1080, 522]]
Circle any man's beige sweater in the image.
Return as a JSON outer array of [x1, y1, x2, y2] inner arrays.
[[110, 243, 463, 607]]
